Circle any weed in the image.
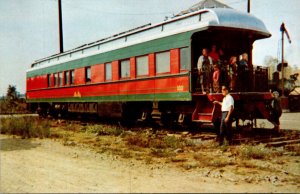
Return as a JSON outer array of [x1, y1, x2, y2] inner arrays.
[[184, 139, 196, 147], [182, 162, 199, 170], [145, 156, 153, 164], [237, 144, 270, 160], [239, 160, 272, 171], [193, 152, 233, 167], [151, 148, 175, 158], [149, 138, 167, 149], [193, 152, 212, 162], [208, 158, 234, 168], [120, 150, 132, 158], [65, 123, 80, 132], [85, 124, 123, 136], [171, 156, 188, 162], [126, 134, 149, 148], [219, 141, 230, 152], [30, 118, 51, 138], [285, 144, 300, 156], [61, 132, 71, 144], [163, 135, 180, 149]]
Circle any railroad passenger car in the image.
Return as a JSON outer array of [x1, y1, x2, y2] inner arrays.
[[26, 8, 275, 128]]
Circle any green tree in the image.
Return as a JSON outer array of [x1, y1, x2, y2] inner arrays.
[[0, 85, 27, 113], [7, 85, 17, 101]]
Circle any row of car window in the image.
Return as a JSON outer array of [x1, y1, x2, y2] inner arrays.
[[47, 48, 189, 87]]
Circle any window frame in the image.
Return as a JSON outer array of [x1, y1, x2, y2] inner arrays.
[[120, 59, 131, 79], [105, 62, 112, 81], [58, 72, 63, 86], [85, 66, 91, 83], [54, 73, 58, 87], [136, 55, 149, 77], [47, 74, 51, 87], [70, 70, 75, 85], [64, 71, 70, 85], [180, 47, 189, 71], [155, 50, 171, 75]]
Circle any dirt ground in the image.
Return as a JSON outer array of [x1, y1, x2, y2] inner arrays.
[[0, 136, 299, 193], [1, 113, 300, 193]]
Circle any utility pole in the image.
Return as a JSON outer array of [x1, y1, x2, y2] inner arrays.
[[247, 0, 250, 13], [58, 0, 64, 53]]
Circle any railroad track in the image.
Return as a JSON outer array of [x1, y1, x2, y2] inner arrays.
[[53, 116, 300, 147], [188, 128, 300, 148], [0, 113, 39, 118], [2, 114, 300, 148]]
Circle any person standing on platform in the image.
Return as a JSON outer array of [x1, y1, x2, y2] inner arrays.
[[212, 64, 220, 93], [197, 48, 213, 94], [209, 45, 220, 63], [213, 86, 234, 145], [238, 53, 250, 91], [229, 56, 238, 91]]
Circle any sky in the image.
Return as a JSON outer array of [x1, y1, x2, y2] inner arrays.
[[0, 0, 299, 96]]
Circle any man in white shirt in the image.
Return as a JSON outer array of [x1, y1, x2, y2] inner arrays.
[[213, 85, 234, 145]]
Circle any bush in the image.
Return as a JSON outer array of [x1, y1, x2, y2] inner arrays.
[[0, 99, 28, 114], [0, 117, 50, 138]]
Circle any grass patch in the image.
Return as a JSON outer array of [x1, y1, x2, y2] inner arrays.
[[126, 134, 150, 148], [120, 149, 133, 158], [64, 123, 82, 132], [285, 144, 300, 156], [237, 144, 269, 159], [208, 158, 234, 168], [85, 124, 123, 136], [0, 117, 50, 138], [182, 162, 199, 170], [125, 133, 188, 150], [163, 136, 180, 149], [151, 148, 175, 158], [193, 152, 235, 167], [235, 144, 283, 160]]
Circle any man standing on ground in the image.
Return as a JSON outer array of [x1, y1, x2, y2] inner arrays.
[[268, 91, 282, 132], [213, 86, 234, 145]]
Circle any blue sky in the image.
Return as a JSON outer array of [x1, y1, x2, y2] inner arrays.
[[0, 0, 299, 95]]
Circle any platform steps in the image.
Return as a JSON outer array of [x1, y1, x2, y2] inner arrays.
[[192, 101, 216, 123], [195, 112, 213, 123]]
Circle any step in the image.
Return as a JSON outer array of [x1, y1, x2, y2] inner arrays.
[[198, 113, 213, 116], [192, 120, 212, 123]]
